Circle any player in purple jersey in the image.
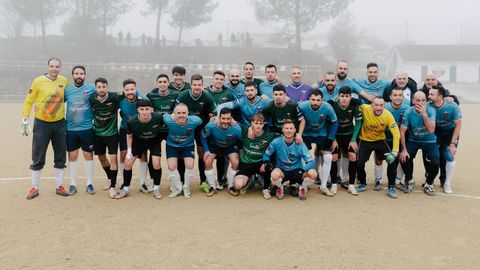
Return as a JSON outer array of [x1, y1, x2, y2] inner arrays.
[[286, 65, 313, 102]]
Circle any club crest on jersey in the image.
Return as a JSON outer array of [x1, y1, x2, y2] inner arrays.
[[152, 125, 159, 128], [58, 84, 64, 88], [443, 111, 450, 120], [289, 152, 296, 158], [261, 140, 267, 145], [82, 90, 89, 95], [256, 106, 262, 112], [199, 102, 204, 108], [226, 134, 233, 139], [186, 128, 193, 136]]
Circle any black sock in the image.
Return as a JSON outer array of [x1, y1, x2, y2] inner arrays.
[[110, 169, 118, 188], [102, 166, 111, 179], [348, 161, 357, 185], [153, 168, 161, 186], [123, 169, 132, 188], [178, 159, 185, 184], [330, 161, 338, 183], [198, 158, 206, 183]]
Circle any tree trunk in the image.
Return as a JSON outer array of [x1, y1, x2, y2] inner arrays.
[[41, 16, 47, 53], [103, 2, 107, 46], [294, 0, 301, 50], [177, 24, 183, 47], [155, 7, 161, 46]]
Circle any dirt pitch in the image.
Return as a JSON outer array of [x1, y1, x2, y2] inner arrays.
[[0, 103, 479, 270]]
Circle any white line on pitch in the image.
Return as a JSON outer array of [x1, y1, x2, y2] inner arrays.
[[0, 176, 104, 181]]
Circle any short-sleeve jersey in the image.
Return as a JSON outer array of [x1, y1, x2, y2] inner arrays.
[[168, 81, 191, 92], [241, 78, 264, 91], [359, 104, 397, 142], [319, 86, 339, 102], [328, 98, 362, 136], [23, 74, 68, 122], [218, 96, 268, 124], [202, 120, 243, 148], [385, 101, 410, 141], [263, 100, 302, 134], [65, 83, 95, 131], [206, 86, 235, 105], [402, 106, 437, 143], [298, 101, 337, 137], [240, 130, 276, 164], [286, 83, 313, 102], [147, 88, 179, 114], [431, 102, 462, 130], [89, 92, 122, 137], [258, 80, 280, 99], [353, 79, 390, 104], [119, 93, 147, 129], [176, 90, 216, 126], [263, 137, 314, 171], [127, 112, 164, 141], [163, 114, 202, 147], [225, 83, 245, 100]]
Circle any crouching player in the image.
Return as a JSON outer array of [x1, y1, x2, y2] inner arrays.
[[263, 120, 317, 200], [201, 108, 243, 197], [116, 99, 164, 199]]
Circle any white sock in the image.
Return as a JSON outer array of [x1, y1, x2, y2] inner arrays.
[[153, 185, 160, 191], [55, 168, 64, 188], [227, 169, 237, 188], [205, 169, 215, 188], [85, 160, 94, 185], [32, 170, 41, 188], [69, 161, 78, 186], [396, 163, 404, 184], [445, 161, 456, 186], [315, 155, 322, 168], [185, 169, 194, 187], [321, 154, 332, 188], [374, 164, 383, 182], [302, 177, 314, 187], [139, 162, 148, 185], [169, 170, 181, 190], [274, 177, 283, 187], [123, 186, 129, 192], [118, 162, 124, 180], [341, 157, 349, 181]]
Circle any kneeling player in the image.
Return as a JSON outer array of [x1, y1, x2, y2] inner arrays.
[[263, 120, 317, 200], [233, 113, 276, 199], [117, 99, 164, 199], [201, 108, 243, 197]]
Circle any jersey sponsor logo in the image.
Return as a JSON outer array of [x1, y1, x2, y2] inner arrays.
[[58, 84, 64, 88], [186, 128, 193, 136], [152, 125, 159, 128], [256, 106, 263, 112], [82, 90, 89, 95], [226, 134, 233, 139], [28, 89, 32, 94]]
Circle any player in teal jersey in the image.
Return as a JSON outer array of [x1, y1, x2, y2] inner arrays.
[[201, 108, 243, 196], [89, 78, 124, 199], [327, 86, 362, 195], [225, 68, 245, 100], [118, 99, 164, 199], [352, 63, 391, 104], [428, 85, 462, 194], [163, 104, 202, 198], [241, 62, 264, 90], [169, 66, 191, 92], [318, 71, 339, 102], [233, 113, 276, 199], [258, 64, 280, 99], [262, 84, 304, 135], [384, 88, 410, 190], [263, 120, 317, 200], [64, 65, 96, 195]]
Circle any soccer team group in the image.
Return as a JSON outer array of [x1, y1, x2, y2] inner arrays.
[[21, 58, 462, 201]]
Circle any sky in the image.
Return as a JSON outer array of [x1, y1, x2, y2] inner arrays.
[[18, 0, 480, 46]]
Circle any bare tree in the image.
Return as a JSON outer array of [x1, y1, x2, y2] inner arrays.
[[254, 0, 352, 50], [169, 0, 218, 47], [327, 11, 362, 63], [144, 0, 170, 46], [0, 0, 25, 38]]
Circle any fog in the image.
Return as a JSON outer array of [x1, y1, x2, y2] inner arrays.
[[1, 0, 480, 102]]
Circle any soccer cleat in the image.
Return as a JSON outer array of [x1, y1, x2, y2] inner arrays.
[[183, 185, 192, 198], [108, 188, 117, 199], [206, 187, 216, 197], [86, 184, 95, 195], [396, 182, 406, 192], [68, 185, 77, 195], [168, 186, 182, 198], [215, 182, 224, 191], [298, 186, 307, 200], [330, 184, 337, 195], [240, 186, 248, 195], [115, 189, 128, 199], [348, 185, 359, 196], [200, 182, 210, 193], [314, 177, 322, 185], [319, 186, 334, 197], [262, 189, 272, 200], [276, 185, 284, 200], [228, 187, 239, 196], [288, 185, 299, 197], [443, 184, 453, 194], [387, 187, 397, 198], [357, 184, 368, 192], [153, 189, 162, 199], [340, 181, 349, 190], [26, 187, 39, 200], [139, 184, 151, 194], [103, 180, 110, 191], [326, 181, 332, 189], [374, 181, 382, 191], [423, 184, 436, 196], [56, 186, 70, 197], [404, 181, 414, 193]]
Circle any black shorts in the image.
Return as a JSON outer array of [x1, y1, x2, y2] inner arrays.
[[282, 168, 305, 184], [332, 135, 356, 155], [132, 136, 162, 157], [66, 129, 95, 152], [209, 144, 240, 156], [357, 139, 391, 163], [94, 134, 119, 155], [236, 162, 264, 178]]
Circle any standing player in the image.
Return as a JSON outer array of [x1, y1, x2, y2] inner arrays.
[[117, 99, 164, 199], [225, 68, 245, 100], [163, 104, 202, 198], [64, 65, 96, 195], [233, 113, 276, 199], [241, 62, 264, 90], [383, 72, 418, 104], [201, 108, 243, 196], [327, 86, 362, 195], [318, 71, 340, 102], [428, 85, 462, 194], [169, 66, 191, 92], [89, 78, 122, 199], [286, 65, 313, 102], [263, 120, 317, 200], [399, 92, 438, 196], [176, 74, 216, 191], [353, 63, 391, 104], [356, 97, 400, 198], [263, 84, 304, 135], [22, 57, 69, 199], [258, 64, 280, 99], [297, 89, 338, 196]]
